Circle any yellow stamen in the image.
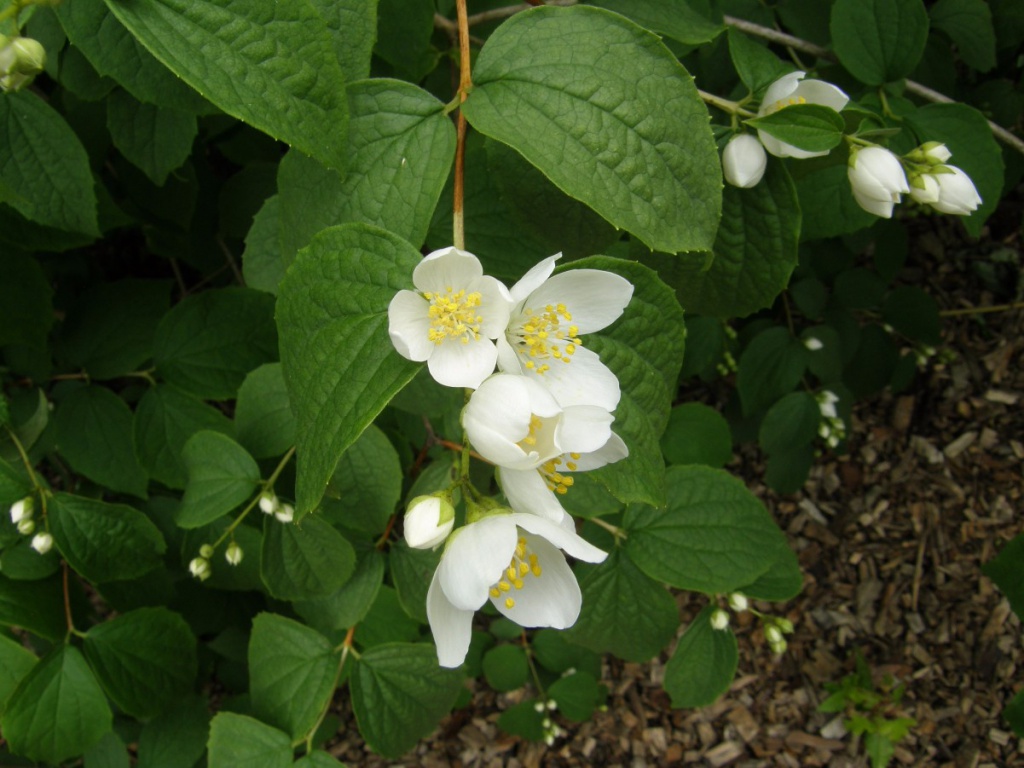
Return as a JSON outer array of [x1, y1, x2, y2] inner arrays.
[[508, 302, 582, 375], [425, 287, 484, 345], [505, 597, 515, 609]]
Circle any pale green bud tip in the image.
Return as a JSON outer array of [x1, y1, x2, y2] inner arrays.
[[9, 496, 34, 524], [31, 532, 53, 554], [274, 503, 294, 524], [710, 609, 730, 631], [189, 557, 211, 581], [225, 542, 243, 566], [16, 518, 35, 535], [728, 593, 749, 612], [199, 544, 214, 559], [777, 618, 794, 633], [404, 494, 455, 550]]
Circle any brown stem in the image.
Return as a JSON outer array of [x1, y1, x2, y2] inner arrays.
[[453, 0, 472, 250], [939, 301, 1024, 317]]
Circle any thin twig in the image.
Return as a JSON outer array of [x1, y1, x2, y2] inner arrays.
[[939, 301, 1024, 317], [452, 0, 472, 250]]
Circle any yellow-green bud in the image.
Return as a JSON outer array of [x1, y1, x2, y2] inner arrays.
[[225, 541, 243, 566], [188, 557, 211, 581]]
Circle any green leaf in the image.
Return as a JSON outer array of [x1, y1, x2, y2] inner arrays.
[[662, 605, 738, 708], [882, 286, 940, 345], [294, 751, 348, 768], [0, 537, 60, 581], [277, 79, 455, 268], [133, 385, 234, 489], [389, 541, 441, 625], [276, 223, 422, 516], [1004, 689, 1024, 738], [350, 643, 465, 758], [242, 195, 288, 295], [260, 515, 356, 600], [728, 28, 792, 96], [482, 645, 529, 693], [844, 324, 897, 398], [565, 548, 678, 662], [55, 279, 172, 380], [0, 91, 98, 236], [154, 287, 278, 400], [176, 431, 260, 528], [624, 465, 795, 593], [356, 586, 421, 648], [294, 548, 385, 635], [830, 0, 930, 85], [564, 257, 685, 508], [661, 403, 733, 468], [321, 425, 401, 535], [0, 633, 36, 710], [0, 645, 112, 764], [930, 0, 996, 71], [497, 699, 546, 741], [982, 534, 1024, 621], [865, 732, 895, 768], [235, 363, 296, 460], [136, 695, 210, 768], [548, 670, 603, 722], [83, 607, 197, 719], [55, 0, 210, 112], [905, 103, 1003, 237], [374, 0, 437, 81], [250, 613, 339, 740], [83, 731, 131, 768], [764, 443, 815, 494], [589, 0, 724, 45], [0, 573, 66, 640], [106, 89, 198, 185], [792, 154, 876, 241], [668, 159, 800, 318], [746, 104, 845, 153], [0, 252, 54, 350], [207, 712, 292, 768], [759, 391, 820, 455], [463, 5, 721, 254], [103, 0, 349, 170], [55, 386, 149, 498], [532, 629, 602, 677], [50, 493, 166, 583], [309, 0, 379, 82], [737, 327, 808, 415]]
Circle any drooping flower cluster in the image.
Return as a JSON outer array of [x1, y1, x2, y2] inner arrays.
[[389, 248, 633, 668]]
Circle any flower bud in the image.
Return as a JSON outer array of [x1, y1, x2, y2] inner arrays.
[[225, 541, 243, 566], [9, 496, 33, 524], [274, 503, 294, 524], [777, 617, 794, 633], [199, 544, 214, 559], [258, 491, 279, 515], [710, 609, 730, 631], [17, 518, 35, 535], [928, 165, 982, 216], [803, 337, 823, 352], [188, 557, 211, 581], [848, 146, 909, 219], [909, 172, 941, 205], [765, 624, 783, 644], [722, 134, 767, 188], [403, 494, 455, 549], [0, 36, 46, 93], [728, 593, 749, 612], [31, 532, 53, 554], [817, 390, 839, 420], [920, 142, 952, 164]]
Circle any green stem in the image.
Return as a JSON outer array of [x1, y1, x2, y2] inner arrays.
[[521, 632, 547, 701], [698, 89, 756, 118], [303, 630, 354, 754], [939, 301, 1024, 317], [210, 446, 295, 550], [589, 516, 627, 541]]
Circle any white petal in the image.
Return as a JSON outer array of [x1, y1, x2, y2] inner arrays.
[[757, 129, 790, 159], [469, 275, 513, 338], [427, 336, 497, 389], [492, 535, 581, 628], [387, 290, 432, 361], [512, 514, 608, 564], [909, 174, 940, 205], [464, 375, 555, 469], [438, 515, 518, 611], [722, 134, 767, 188], [413, 247, 482, 294], [495, 335, 523, 374], [761, 71, 804, 111], [556, 405, 614, 455], [570, 432, 629, 471], [525, 271, 633, 334], [520, 345, 621, 410], [852, 188, 894, 218], [427, 569, 475, 668], [510, 254, 560, 305], [792, 80, 849, 112], [499, 467, 567, 522]]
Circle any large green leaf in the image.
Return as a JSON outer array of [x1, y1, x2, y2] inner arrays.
[[662, 605, 738, 708], [260, 515, 356, 600], [727, 28, 793, 96], [309, 0, 379, 82], [0, 573, 66, 640], [759, 391, 820, 456], [624, 465, 794, 594], [982, 534, 1024, 621], [564, 548, 679, 662], [929, 0, 996, 72], [49, 493, 166, 583], [0, 91, 98, 237], [462, 5, 721, 254], [153, 287, 278, 400], [350, 643, 465, 759], [589, 0, 724, 45], [295, 549, 386, 635], [0, 645, 112, 764], [0, 252, 54, 350], [660, 402, 733, 468], [666, 159, 800, 318], [235, 363, 296, 460], [102, 0, 349, 170], [55, 386, 149, 498], [106, 89, 198, 186], [562, 257, 685, 508], [745, 104, 845, 153], [177, 431, 260, 528], [249, 613, 339, 739], [276, 223, 422, 516], [830, 0, 930, 85], [136, 695, 210, 768], [83, 607, 197, 719], [276, 78, 456, 271], [791, 154, 875, 241], [321, 425, 401, 535], [389, 542, 441, 625], [207, 712, 292, 768], [0, 633, 37, 710], [737, 326, 808, 416]]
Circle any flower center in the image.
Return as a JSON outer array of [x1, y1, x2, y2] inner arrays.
[[539, 453, 578, 496], [489, 536, 542, 609], [423, 287, 483, 345], [511, 303, 581, 375], [764, 94, 807, 115]]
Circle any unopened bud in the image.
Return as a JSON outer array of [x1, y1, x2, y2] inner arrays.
[[188, 557, 211, 581], [9, 496, 33, 524], [803, 336, 823, 351], [534, 701, 546, 713], [225, 541, 243, 566], [274, 503, 294, 524], [258, 491, 279, 514], [199, 544, 214, 559], [777, 618, 794, 633], [0, 36, 46, 92], [403, 494, 455, 549], [17, 518, 35, 535], [728, 593, 749, 612], [30, 532, 53, 554], [710, 609, 730, 631], [765, 624, 783, 644]]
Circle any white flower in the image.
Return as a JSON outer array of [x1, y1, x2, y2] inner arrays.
[[848, 147, 909, 218], [404, 494, 455, 549], [710, 609, 730, 631], [920, 166, 982, 216], [722, 134, 767, 188], [30, 532, 53, 554], [388, 246, 512, 389], [757, 71, 849, 159], [817, 390, 839, 419], [496, 254, 632, 410], [189, 557, 211, 581], [274, 503, 295, 524], [463, 374, 628, 521], [426, 511, 607, 667], [225, 542, 244, 566], [9, 496, 33, 524]]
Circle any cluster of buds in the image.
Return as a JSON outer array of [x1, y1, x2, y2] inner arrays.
[[8, 496, 52, 554], [0, 35, 46, 93], [715, 349, 738, 377], [533, 699, 565, 746], [710, 592, 750, 631], [188, 539, 244, 581], [816, 391, 846, 449], [259, 491, 294, 523], [763, 616, 794, 654]]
